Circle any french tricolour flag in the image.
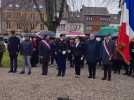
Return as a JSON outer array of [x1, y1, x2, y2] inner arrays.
[[117, 0, 134, 64]]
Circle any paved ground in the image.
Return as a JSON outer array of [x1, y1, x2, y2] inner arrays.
[[0, 65, 134, 100]]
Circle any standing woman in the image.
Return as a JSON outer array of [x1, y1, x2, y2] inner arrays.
[[39, 35, 51, 75], [73, 37, 83, 78]]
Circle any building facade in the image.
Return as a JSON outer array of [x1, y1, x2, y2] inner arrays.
[[0, 0, 69, 35], [80, 7, 110, 34]]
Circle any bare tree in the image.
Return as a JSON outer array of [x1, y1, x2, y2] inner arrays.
[[33, 0, 66, 32]]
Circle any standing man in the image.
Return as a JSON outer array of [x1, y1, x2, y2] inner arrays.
[[101, 34, 114, 81], [56, 34, 67, 77], [39, 35, 51, 75], [85, 34, 99, 79], [20, 36, 33, 75], [73, 37, 83, 78], [8, 31, 20, 73]]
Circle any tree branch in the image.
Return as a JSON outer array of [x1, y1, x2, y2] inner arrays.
[[33, 0, 48, 26]]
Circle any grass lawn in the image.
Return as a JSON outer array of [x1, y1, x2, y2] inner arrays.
[[2, 51, 24, 68]]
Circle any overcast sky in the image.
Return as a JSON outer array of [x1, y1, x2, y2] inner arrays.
[[67, 0, 120, 14]]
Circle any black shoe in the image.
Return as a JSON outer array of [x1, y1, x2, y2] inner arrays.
[[102, 78, 106, 80], [123, 72, 128, 75], [42, 73, 47, 75], [108, 78, 111, 81], [20, 71, 25, 74], [8, 70, 13, 73], [93, 76, 96, 79], [62, 74, 65, 77], [88, 76, 92, 78], [13, 71, 17, 73], [28, 72, 31, 75], [57, 74, 61, 77]]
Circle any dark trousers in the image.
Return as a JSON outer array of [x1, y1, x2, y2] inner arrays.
[[9, 55, 18, 72], [57, 56, 66, 76], [87, 62, 96, 78], [42, 58, 49, 75], [129, 59, 134, 75], [103, 64, 112, 80], [31, 50, 39, 67], [50, 55, 54, 65], [113, 60, 121, 74], [74, 57, 81, 75]]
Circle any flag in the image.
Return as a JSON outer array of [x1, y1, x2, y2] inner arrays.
[[117, 0, 134, 64]]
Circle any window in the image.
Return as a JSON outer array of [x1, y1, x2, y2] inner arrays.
[[15, 4, 20, 8], [6, 22, 11, 29], [9, 4, 13, 7], [39, 5, 43, 9], [86, 26, 92, 31], [17, 24, 21, 29], [40, 24, 44, 30]]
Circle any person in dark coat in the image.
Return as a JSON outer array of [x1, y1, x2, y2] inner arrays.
[[68, 39, 75, 68], [85, 34, 99, 79], [20, 36, 33, 75], [129, 38, 134, 76], [39, 35, 51, 75], [101, 34, 114, 81], [73, 37, 83, 78], [112, 40, 122, 74], [49, 38, 56, 65], [8, 31, 20, 73], [56, 34, 68, 77], [31, 37, 39, 67]]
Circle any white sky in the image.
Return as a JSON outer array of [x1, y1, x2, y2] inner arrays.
[[0, 0, 120, 14], [67, 0, 120, 14]]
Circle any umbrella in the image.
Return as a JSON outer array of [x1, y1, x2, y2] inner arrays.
[[35, 31, 56, 39], [66, 32, 85, 37], [22, 32, 34, 37], [97, 26, 119, 37]]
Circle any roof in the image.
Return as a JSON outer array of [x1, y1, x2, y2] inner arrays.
[[81, 7, 109, 15], [1, 0, 46, 11]]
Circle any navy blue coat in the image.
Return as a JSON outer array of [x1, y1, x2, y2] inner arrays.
[[8, 36, 20, 56], [101, 40, 114, 65], [38, 40, 51, 60], [73, 43, 83, 58], [85, 39, 99, 63], [55, 39, 68, 59], [21, 40, 32, 56]]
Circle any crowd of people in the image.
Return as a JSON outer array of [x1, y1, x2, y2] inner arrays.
[[0, 30, 134, 81]]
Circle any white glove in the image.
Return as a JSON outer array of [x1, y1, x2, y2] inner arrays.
[[62, 51, 66, 55]]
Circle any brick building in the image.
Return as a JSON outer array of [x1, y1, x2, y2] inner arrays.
[[0, 0, 69, 35], [80, 6, 110, 34]]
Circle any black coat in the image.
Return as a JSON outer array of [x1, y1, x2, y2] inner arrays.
[[55, 39, 68, 58], [8, 36, 20, 56], [38, 40, 51, 60], [101, 40, 114, 65], [85, 39, 99, 63], [73, 43, 83, 58]]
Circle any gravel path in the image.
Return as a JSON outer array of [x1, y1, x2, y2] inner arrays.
[[0, 66, 134, 100]]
